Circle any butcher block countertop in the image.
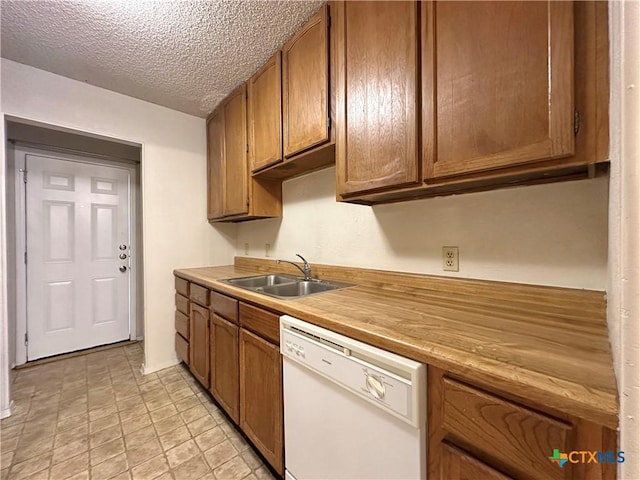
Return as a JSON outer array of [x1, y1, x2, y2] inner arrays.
[[174, 257, 618, 429]]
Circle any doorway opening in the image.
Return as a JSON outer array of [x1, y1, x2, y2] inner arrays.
[[4, 119, 143, 366]]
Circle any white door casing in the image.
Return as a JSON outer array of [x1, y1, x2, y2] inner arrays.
[[25, 153, 131, 360]]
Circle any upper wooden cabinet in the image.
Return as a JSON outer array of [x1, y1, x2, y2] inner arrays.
[[336, 1, 608, 203], [425, 1, 574, 180], [283, 5, 330, 158], [248, 52, 283, 173], [335, 1, 420, 197], [207, 85, 282, 223]]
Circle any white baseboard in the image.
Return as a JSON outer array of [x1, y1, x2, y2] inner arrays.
[[1, 400, 15, 419], [139, 357, 180, 375]]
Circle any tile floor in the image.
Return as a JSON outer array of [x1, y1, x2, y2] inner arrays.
[[0, 343, 277, 480]]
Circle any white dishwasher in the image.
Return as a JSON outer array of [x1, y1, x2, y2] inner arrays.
[[280, 315, 427, 480]]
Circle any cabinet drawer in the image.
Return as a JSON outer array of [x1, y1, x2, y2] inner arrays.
[[175, 311, 189, 340], [175, 276, 189, 297], [175, 333, 189, 364], [211, 291, 239, 324], [239, 302, 280, 345], [190, 283, 210, 307], [442, 377, 570, 480], [175, 293, 190, 315]]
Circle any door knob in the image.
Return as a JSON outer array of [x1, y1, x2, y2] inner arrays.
[[119, 266, 128, 273], [119, 253, 127, 260], [119, 244, 128, 251]]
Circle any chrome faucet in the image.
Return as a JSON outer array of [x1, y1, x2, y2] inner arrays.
[[276, 254, 312, 281]]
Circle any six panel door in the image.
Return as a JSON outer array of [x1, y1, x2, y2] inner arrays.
[[25, 153, 130, 360]]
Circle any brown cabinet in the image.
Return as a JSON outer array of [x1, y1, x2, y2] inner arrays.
[[189, 302, 210, 388], [174, 277, 190, 365], [428, 368, 617, 480], [248, 52, 283, 173], [336, 1, 608, 204], [335, 1, 420, 197], [283, 5, 330, 158], [239, 328, 284, 475], [210, 314, 240, 423], [207, 85, 282, 222]]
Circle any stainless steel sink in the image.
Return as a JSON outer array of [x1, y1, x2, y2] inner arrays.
[[225, 274, 297, 289], [222, 274, 353, 299]]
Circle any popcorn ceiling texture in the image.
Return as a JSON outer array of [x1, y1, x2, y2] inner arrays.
[[1, 0, 324, 117]]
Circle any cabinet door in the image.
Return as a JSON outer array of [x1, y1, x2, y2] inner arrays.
[[336, 1, 420, 197], [424, 1, 574, 179], [210, 314, 240, 423], [282, 5, 329, 158], [207, 110, 225, 220], [239, 329, 283, 475], [442, 444, 513, 480], [223, 84, 249, 216], [189, 303, 210, 388], [248, 52, 283, 172]]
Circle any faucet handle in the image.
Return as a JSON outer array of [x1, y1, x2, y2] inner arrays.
[[295, 254, 309, 265]]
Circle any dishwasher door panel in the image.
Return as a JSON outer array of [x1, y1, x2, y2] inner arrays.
[[283, 357, 426, 480]]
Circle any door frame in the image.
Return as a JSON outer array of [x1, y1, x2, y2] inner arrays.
[[12, 144, 139, 365]]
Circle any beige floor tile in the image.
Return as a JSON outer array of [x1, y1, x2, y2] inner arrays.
[[13, 435, 54, 464], [89, 414, 119, 434], [109, 470, 132, 480], [186, 416, 216, 437], [138, 381, 162, 394], [213, 456, 251, 480], [117, 395, 144, 412], [1, 424, 24, 440], [166, 440, 200, 468], [163, 379, 188, 395], [64, 470, 89, 480], [118, 404, 147, 423], [125, 438, 162, 468], [51, 437, 90, 465], [239, 449, 262, 470], [194, 427, 225, 452], [242, 475, 257, 480], [203, 440, 237, 470], [149, 405, 178, 424], [124, 426, 157, 450], [173, 396, 200, 413], [20, 468, 50, 480], [158, 426, 191, 452], [58, 404, 89, 421], [1, 451, 14, 469], [54, 424, 88, 449], [1, 436, 20, 453], [49, 452, 89, 480], [153, 415, 184, 437], [179, 405, 208, 425], [0, 468, 7, 480], [121, 414, 152, 436], [130, 454, 168, 480], [89, 424, 122, 449], [19, 424, 55, 444], [253, 466, 276, 480], [171, 455, 209, 480], [198, 473, 215, 480], [6, 452, 51, 480], [143, 395, 172, 413], [90, 452, 128, 480], [90, 437, 125, 466], [1, 413, 27, 428], [152, 472, 173, 480], [169, 388, 194, 403], [159, 372, 182, 386], [56, 413, 88, 432], [88, 405, 117, 422]]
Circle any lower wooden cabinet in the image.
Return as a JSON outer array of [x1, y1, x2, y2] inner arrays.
[[210, 314, 240, 423], [189, 303, 210, 388], [428, 367, 617, 480], [239, 328, 284, 475], [442, 443, 512, 480]]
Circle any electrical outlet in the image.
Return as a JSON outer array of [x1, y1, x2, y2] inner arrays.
[[244, 243, 249, 255], [442, 246, 459, 272], [265, 243, 271, 257]]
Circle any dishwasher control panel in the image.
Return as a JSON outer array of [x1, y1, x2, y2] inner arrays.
[[280, 316, 426, 427]]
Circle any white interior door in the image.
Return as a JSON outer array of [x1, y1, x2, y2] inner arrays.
[[26, 153, 131, 360]]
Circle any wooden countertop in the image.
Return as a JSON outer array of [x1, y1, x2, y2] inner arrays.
[[174, 258, 618, 429]]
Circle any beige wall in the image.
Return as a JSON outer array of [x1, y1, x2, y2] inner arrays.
[[238, 167, 608, 290], [1, 59, 236, 373]]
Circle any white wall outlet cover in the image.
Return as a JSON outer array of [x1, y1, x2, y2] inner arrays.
[[442, 246, 459, 272]]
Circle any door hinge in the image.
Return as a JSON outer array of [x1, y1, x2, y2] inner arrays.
[[574, 110, 581, 136], [24, 333, 28, 346], [328, 116, 332, 131], [20, 169, 27, 183], [246, 143, 249, 154], [24, 251, 27, 265]]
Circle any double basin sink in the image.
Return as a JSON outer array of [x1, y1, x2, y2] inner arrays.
[[222, 274, 353, 299]]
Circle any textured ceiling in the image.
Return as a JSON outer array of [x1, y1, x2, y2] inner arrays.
[[1, 0, 324, 117]]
